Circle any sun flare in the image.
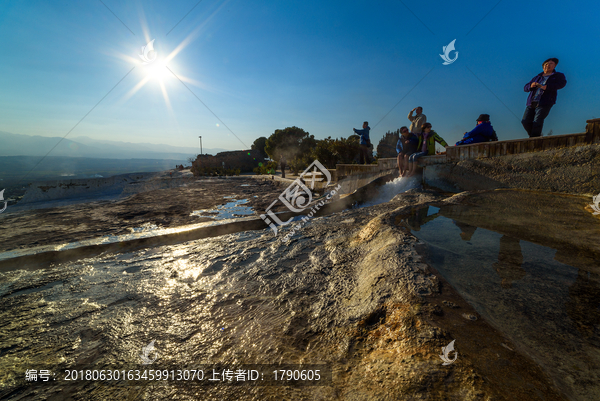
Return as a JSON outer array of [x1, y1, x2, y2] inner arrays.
[[143, 59, 170, 82], [110, 4, 229, 116]]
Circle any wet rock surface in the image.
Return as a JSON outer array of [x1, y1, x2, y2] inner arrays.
[[0, 188, 572, 400], [0, 177, 290, 253]]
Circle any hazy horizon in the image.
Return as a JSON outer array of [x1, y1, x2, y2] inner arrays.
[[0, 130, 226, 156]]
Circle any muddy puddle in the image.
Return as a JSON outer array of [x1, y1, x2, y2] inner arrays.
[[398, 190, 600, 401]]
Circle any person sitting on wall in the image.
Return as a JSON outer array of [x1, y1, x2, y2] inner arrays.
[[353, 121, 372, 164], [455, 114, 498, 146], [404, 122, 448, 178], [396, 126, 419, 177]]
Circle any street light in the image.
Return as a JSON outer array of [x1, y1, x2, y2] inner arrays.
[[199, 136, 202, 154]]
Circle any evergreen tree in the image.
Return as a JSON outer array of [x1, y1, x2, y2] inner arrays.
[[376, 129, 401, 158]]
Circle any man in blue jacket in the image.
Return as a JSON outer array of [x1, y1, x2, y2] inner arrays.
[[521, 58, 567, 138], [353, 121, 371, 164], [456, 114, 498, 146], [396, 126, 419, 176]]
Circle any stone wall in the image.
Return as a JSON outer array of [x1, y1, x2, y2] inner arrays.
[[335, 158, 397, 195], [419, 118, 600, 167], [423, 144, 600, 196], [421, 118, 600, 196]]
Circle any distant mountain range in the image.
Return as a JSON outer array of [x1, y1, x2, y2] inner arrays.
[[0, 155, 195, 196], [0, 131, 228, 159]]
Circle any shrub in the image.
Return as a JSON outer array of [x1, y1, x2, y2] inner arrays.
[[253, 161, 278, 175]]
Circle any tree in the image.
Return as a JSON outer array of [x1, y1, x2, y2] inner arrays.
[[306, 135, 361, 169], [376, 129, 400, 158], [331, 135, 361, 165], [265, 126, 316, 172], [251, 137, 268, 159], [253, 161, 278, 175], [308, 137, 337, 169]]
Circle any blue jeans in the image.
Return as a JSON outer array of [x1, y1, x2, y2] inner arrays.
[[408, 151, 428, 163], [521, 103, 553, 138]]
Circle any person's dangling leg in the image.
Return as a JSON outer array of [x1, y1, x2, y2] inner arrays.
[[405, 153, 416, 177], [404, 154, 411, 176], [397, 153, 403, 175], [406, 151, 426, 177], [400, 154, 408, 177]]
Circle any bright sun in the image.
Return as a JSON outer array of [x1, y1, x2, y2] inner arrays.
[[143, 59, 169, 82], [115, 18, 211, 112]]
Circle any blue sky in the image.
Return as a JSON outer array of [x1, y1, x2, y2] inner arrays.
[[1, 0, 599, 154]]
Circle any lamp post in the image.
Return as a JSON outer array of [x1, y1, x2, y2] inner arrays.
[[199, 136, 202, 155]]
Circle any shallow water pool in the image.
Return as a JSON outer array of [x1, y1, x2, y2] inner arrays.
[[191, 198, 255, 220], [400, 190, 600, 401]]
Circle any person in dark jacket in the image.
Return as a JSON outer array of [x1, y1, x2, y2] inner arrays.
[[353, 121, 371, 164], [280, 154, 286, 178], [396, 126, 419, 176], [521, 57, 567, 138], [456, 114, 498, 146], [405, 123, 448, 178]]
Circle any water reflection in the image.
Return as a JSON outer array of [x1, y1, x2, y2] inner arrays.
[[452, 221, 476, 242], [399, 191, 600, 401], [451, 220, 526, 288], [402, 205, 438, 231], [493, 235, 526, 289]]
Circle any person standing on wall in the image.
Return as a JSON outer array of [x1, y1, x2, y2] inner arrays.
[[280, 154, 286, 179], [353, 121, 372, 164], [408, 107, 427, 134], [521, 58, 567, 138]]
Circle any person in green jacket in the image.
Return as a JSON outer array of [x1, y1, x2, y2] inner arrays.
[[404, 122, 448, 178]]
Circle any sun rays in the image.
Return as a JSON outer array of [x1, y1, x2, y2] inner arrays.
[[110, 1, 230, 115]]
